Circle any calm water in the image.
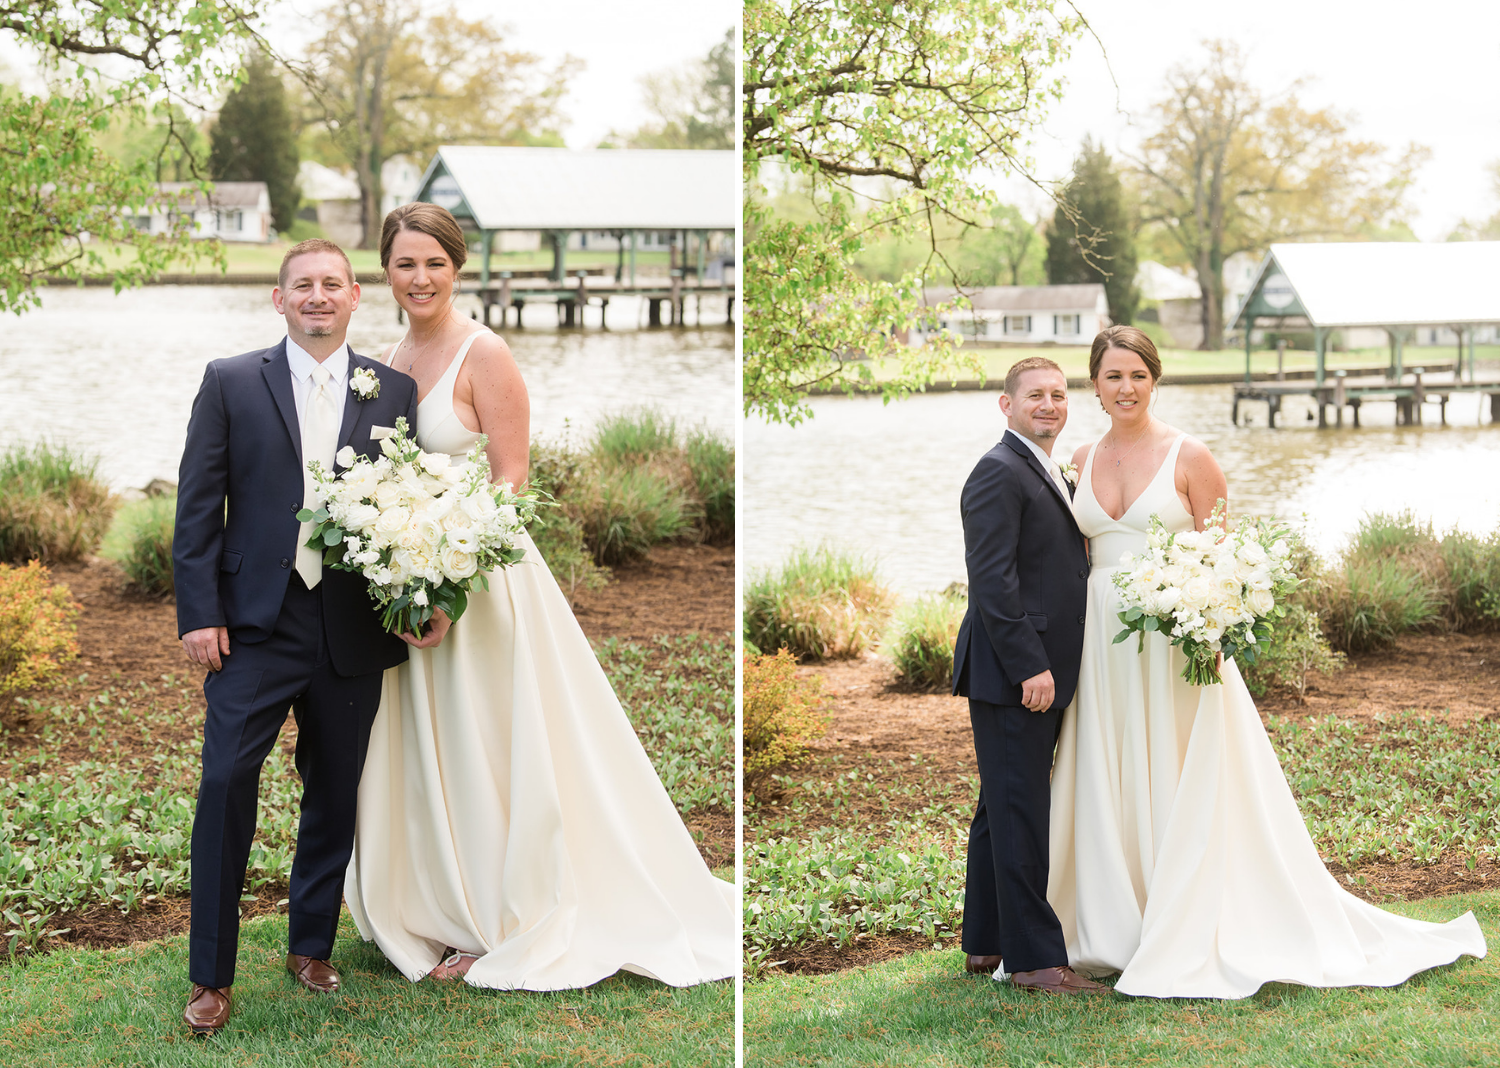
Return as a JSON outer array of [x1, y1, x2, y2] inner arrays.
[[745, 385, 1500, 595], [0, 285, 735, 490]]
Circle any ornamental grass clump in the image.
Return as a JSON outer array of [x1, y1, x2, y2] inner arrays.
[[1313, 512, 1451, 653], [683, 427, 734, 544], [527, 433, 609, 598], [744, 545, 895, 660], [590, 407, 681, 467], [103, 495, 176, 597], [887, 590, 967, 691], [0, 561, 79, 696], [572, 466, 698, 566], [0, 443, 115, 564], [742, 648, 827, 792]]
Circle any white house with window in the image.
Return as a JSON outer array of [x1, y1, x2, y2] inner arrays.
[[130, 181, 272, 242], [909, 283, 1109, 344]]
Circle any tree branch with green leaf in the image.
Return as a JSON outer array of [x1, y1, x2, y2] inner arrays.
[[742, 0, 1084, 425], [1, 1, 271, 313]]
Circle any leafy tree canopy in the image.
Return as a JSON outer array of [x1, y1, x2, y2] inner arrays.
[[209, 49, 299, 233], [1133, 40, 1426, 350], [0, 1, 268, 313], [301, 0, 577, 248], [1046, 138, 1138, 326], [607, 27, 733, 150], [743, 0, 1082, 425]]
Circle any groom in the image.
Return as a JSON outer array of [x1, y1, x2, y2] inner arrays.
[[951, 357, 1102, 995], [173, 239, 420, 1034]]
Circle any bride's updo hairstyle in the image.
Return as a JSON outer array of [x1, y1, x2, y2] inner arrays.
[[1089, 325, 1162, 384], [379, 202, 469, 273]]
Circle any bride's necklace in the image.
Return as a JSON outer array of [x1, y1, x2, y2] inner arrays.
[[1104, 421, 1152, 467]]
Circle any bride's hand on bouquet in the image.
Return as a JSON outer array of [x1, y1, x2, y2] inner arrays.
[[400, 608, 452, 648]]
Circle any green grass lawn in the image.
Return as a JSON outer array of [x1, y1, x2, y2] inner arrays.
[[73, 242, 672, 278], [0, 910, 732, 1067], [0, 631, 733, 1060], [743, 890, 1497, 1067], [863, 345, 1500, 385]]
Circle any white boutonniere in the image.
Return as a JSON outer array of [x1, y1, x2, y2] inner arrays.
[[350, 367, 380, 400], [1058, 462, 1079, 487]]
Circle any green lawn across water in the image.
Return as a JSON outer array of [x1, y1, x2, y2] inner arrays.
[[744, 890, 1499, 1067], [0, 911, 732, 1067], [70, 241, 673, 278], [864, 345, 1500, 385]]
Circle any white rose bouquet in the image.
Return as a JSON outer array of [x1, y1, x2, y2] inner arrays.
[[1111, 501, 1299, 686], [297, 416, 537, 635]]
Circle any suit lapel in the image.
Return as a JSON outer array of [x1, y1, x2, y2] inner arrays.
[[1003, 431, 1071, 512], [336, 350, 366, 454], [260, 341, 301, 465]]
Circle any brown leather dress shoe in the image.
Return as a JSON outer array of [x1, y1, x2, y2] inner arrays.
[[1010, 966, 1109, 995], [286, 953, 341, 994], [965, 954, 1004, 975], [183, 984, 232, 1035]]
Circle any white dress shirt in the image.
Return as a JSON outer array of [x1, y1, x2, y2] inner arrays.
[[286, 337, 351, 429]]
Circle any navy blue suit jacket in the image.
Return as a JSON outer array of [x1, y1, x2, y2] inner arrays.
[[952, 430, 1091, 709], [173, 339, 421, 677]]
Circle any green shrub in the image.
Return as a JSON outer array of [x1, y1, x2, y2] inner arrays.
[[744, 545, 895, 660], [529, 426, 586, 501], [743, 648, 827, 790], [573, 466, 697, 566], [1241, 603, 1346, 702], [1317, 555, 1444, 653], [684, 427, 734, 544], [0, 561, 79, 696], [1346, 509, 1436, 560], [102, 495, 176, 596], [528, 508, 609, 599], [591, 408, 680, 467], [0, 443, 115, 564], [1439, 529, 1500, 630], [887, 591, 966, 691]]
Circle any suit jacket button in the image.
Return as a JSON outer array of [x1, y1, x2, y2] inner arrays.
[[1077, 616, 1085, 625], [291, 502, 300, 512], [1078, 568, 1088, 578], [280, 558, 290, 568]]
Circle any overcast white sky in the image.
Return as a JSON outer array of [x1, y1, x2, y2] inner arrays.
[[1003, 0, 1500, 240], [261, 0, 736, 149]]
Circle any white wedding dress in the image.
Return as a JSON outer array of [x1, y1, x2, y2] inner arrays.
[[1048, 433, 1486, 999], [344, 331, 736, 990]]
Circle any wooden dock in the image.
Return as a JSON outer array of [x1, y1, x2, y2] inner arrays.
[[1232, 366, 1500, 427], [457, 270, 734, 329]]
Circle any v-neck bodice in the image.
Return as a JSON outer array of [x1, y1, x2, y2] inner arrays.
[[1072, 433, 1194, 569], [388, 330, 487, 458]]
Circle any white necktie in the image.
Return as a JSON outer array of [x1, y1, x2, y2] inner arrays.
[[295, 364, 339, 588], [1047, 459, 1069, 498]]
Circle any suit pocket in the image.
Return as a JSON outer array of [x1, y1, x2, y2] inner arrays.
[[1026, 611, 1048, 632], [219, 550, 243, 574]]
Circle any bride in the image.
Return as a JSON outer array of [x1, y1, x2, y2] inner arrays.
[[343, 202, 736, 989], [1048, 325, 1486, 999]]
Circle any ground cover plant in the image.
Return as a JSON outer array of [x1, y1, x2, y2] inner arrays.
[[0, 634, 732, 960], [0, 443, 115, 565], [744, 891, 1498, 1067], [744, 545, 895, 660], [744, 710, 1500, 977]]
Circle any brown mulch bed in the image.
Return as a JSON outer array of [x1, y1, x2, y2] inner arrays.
[[12, 542, 733, 952], [755, 636, 1500, 974]]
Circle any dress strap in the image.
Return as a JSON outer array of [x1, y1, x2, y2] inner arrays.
[[420, 329, 489, 409]]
